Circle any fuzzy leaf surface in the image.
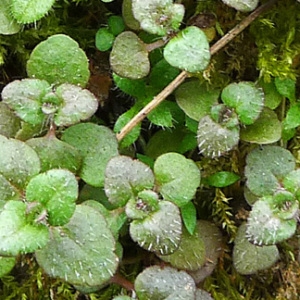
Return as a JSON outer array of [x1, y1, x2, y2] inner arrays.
[[110, 31, 150, 79], [164, 26, 211, 73], [61, 123, 119, 187], [26, 135, 82, 173], [0, 103, 21, 138], [221, 82, 264, 125], [35, 205, 118, 287], [130, 201, 182, 255], [11, 0, 55, 24], [0, 134, 40, 189], [105, 156, 154, 207], [222, 0, 259, 12], [0, 0, 21, 34], [245, 146, 295, 196], [1, 79, 50, 125], [154, 153, 200, 207], [26, 169, 78, 226], [132, 0, 184, 36], [0, 201, 49, 256], [135, 266, 196, 300], [233, 224, 279, 275], [27, 34, 90, 87]]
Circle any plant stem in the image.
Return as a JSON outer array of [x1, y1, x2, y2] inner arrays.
[[116, 0, 279, 142], [110, 272, 134, 291]]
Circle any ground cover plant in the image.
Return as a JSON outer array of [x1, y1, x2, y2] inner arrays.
[[1, 0, 300, 299]]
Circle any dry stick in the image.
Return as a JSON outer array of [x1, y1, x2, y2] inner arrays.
[[116, 0, 279, 142]]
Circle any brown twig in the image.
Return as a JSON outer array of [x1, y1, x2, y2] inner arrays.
[[116, 0, 279, 142]]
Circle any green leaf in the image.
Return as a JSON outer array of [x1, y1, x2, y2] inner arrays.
[[240, 108, 281, 144], [147, 101, 175, 127], [113, 73, 147, 98], [108, 16, 125, 36], [283, 169, 300, 194], [132, 0, 185, 36], [181, 202, 197, 235], [275, 77, 296, 102], [188, 221, 223, 283], [26, 169, 78, 226], [221, 81, 264, 125], [95, 28, 115, 51], [149, 59, 180, 93], [145, 127, 197, 159], [61, 123, 119, 187], [135, 266, 196, 300], [205, 171, 240, 188], [2, 79, 50, 125], [0, 0, 21, 34], [26, 135, 82, 173], [110, 31, 150, 79], [105, 156, 155, 207], [0, 256, 16, 277], [53, 84, 98, 126], [283, 102, 300, 129], [11, 0, 55, 24], [122, 0, 140, 31], [258, 78, 282, 109], [114, 105, 141, 148], [175, 80, 219, 121], [130, 201, 182, 255], [157, 225, 206, 271], [27, 34, 90, 87], [233, 224, 279, 275], [0, 102, 21, 138], [0, 200, 49, 256], [125, 190, 159, 220], [164, 26, 211, 73], [0, 134, 40, 189], [246, 198, 297, 245], [245, 145, 295, 196], [154, 153, 201, 207], [222, 0, 259, 12], [197, 115, 240, 158], [35, 205, 119, 287], [0, 174, 21, 201]]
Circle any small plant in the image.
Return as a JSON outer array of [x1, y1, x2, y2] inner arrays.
[[1, 0, 300, 298]]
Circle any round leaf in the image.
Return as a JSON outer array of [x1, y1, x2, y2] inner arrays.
[[26, 169, 78, 226], [0, 0, 21, 34], [246, 199, 297, 245], [130, 201, 182, 255], [11, 0, 55, 24], [27, 34, 90, 87], [222, 0, 259, 12], [154, 153, 201, 207], [164, 26, 211, 73], [258, 79, 282, 109], [0, 256, 16, 277], [35, 205, 119, 287], [135, 266, 196, 300], [53, 83, 98, 126], [233, 224, 279, 275], [197, 115, 240, 158], [110, 31, 150, 79], [108, 15, 125, 36], [105, 156, 155, 207], [0, 201, 49, 256], [240, 107, 281, 144], [245, 145, 295, 196], [0, 134, 40, 189], [132, 0, 184, 36], [26, 135, 82, 173], [95, 28, 115, 51], [1, 79, 50, 125], [0, 102, 21, 138], [175, 80, 219, 121], [221, 82, 264, 125], [61, 123, 119, 187], [157, 225, 206, 271]]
